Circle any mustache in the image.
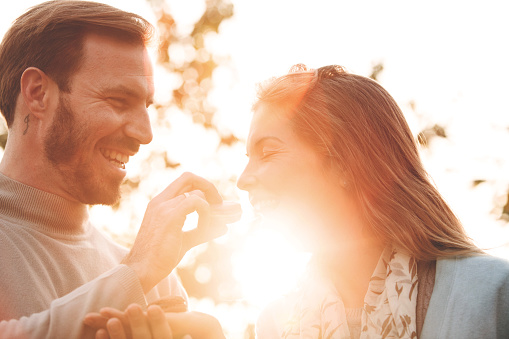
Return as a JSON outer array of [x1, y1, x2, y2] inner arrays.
[[109, 137, 141, 154]]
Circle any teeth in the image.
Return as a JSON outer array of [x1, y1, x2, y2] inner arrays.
[[108, 160, 125, 169], [254, 199, 278, 210], [100, 148, 129, 168]]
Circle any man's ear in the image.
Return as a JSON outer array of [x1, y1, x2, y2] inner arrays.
[[20, 67, 56, 120]]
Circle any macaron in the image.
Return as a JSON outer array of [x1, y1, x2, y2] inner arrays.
[[210, 201, 242, 224]]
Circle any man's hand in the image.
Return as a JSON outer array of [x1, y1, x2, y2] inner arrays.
[[122, 172, 229, 293], [83, 304, 226, 339]]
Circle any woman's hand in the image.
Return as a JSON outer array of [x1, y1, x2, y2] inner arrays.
[[91, 304, 171, 339], [84, 304, 226, 339]]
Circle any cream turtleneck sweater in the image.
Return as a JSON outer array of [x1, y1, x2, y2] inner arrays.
[[0, 172, 187, 338]]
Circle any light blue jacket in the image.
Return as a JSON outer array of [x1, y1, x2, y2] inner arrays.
[[421, 255, 509, 339]]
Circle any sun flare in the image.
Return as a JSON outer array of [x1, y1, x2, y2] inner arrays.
[[231, 216, 312, 309]]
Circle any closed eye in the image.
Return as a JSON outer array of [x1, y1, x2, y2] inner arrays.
[[108, 97, 129, 109], [261, 149, 279, 159]]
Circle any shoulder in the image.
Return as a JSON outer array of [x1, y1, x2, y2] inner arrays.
[[437, 254, 509, 287], [422, 254, 509, 338]]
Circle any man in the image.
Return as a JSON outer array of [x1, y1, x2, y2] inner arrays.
[[0, 1, 228, 338]]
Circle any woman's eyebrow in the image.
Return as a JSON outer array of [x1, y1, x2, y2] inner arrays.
[[246, 136, 284, 156], [254, 136, 285, 148]]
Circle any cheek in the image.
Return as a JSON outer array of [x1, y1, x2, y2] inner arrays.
[[257, 161, 292, 188]]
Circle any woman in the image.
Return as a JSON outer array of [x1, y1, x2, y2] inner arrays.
[[85, 65, 508, 338], [237, 64, 509, 338]]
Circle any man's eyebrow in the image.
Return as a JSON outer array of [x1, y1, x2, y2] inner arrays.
[[104, 84, 153, 105]]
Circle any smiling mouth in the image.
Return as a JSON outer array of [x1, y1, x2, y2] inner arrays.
[[252, 199, 279, 212], [100, 148, 129, 169]]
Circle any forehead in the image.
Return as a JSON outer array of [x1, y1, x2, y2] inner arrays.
[[249, 104, 292, 137], [246, 103, 310, 152], [74, 33, 154, 94]]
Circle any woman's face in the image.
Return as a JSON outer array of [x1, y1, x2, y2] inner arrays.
[[237, 103, 354, 250]]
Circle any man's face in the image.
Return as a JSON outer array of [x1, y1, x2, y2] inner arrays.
[[43, 33, 154, 205]]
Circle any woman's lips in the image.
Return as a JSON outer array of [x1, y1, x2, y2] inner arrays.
[[251, 198, 280, 212]]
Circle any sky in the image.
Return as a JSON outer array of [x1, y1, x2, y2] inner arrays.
[[2, 1, 508, 150], [1, 0, 508, 336]]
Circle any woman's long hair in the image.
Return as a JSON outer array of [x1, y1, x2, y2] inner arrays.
[[254, 64, 481, 260]]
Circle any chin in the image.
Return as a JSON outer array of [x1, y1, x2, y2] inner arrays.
[[75, 179, 122, 206], [81, 190, 121, 206]]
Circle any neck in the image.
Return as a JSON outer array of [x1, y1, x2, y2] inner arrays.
[[0, 171, 89, 235], [0, 127, 80, 204], [318, 235, 386, 308]]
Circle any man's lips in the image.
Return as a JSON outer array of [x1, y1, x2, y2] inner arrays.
[[100, 148, 130, 169]]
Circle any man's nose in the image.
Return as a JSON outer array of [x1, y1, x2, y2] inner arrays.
[[124, 107, 153, 145]]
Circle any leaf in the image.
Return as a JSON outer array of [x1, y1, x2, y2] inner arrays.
[[365, 304, 376, 314], [382, 317, 393, 339], [409, 257, 417, 279], [392, 270, 407, 277], [383, 259, 388, 268], [404, 315, 411, 324], [391, 262, 404, 270], [409, 280, 418, 299], [395, 283, 403, 297], [325, 326, 339, 339], [400, 315, 408, 327], [321, 300, 337, 313], [397, 279, 412, 284]]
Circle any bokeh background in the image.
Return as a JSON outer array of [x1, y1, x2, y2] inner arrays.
[[1, 1, 508, 338]]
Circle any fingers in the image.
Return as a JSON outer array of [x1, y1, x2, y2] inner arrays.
[[181, 192, 230, 251], [100, 307, 127, 320], [173, 191, 211, 219], [99, 308, 132, 338], [102, 305, 173, 339], [84, 312, 109, 330], [87, 305, 223, 339], [95, 329, 110, 339], [182, 223, 228, 251], [106, 318, 127, 339], [165, 311, 225, 339], [157, 172, 223, 205], [126, 304, 151, 338], [147, 305, 173, 339], [186, 189, 206, 200], [123, 173, 226, 293]]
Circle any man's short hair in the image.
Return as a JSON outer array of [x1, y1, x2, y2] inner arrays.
[[0, 0, 154, 127]]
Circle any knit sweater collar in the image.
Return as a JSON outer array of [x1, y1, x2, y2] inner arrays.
[[0, 171, 90, 235]]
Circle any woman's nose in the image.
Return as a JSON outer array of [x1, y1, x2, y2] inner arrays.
[[237, 163, 256, 191]]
